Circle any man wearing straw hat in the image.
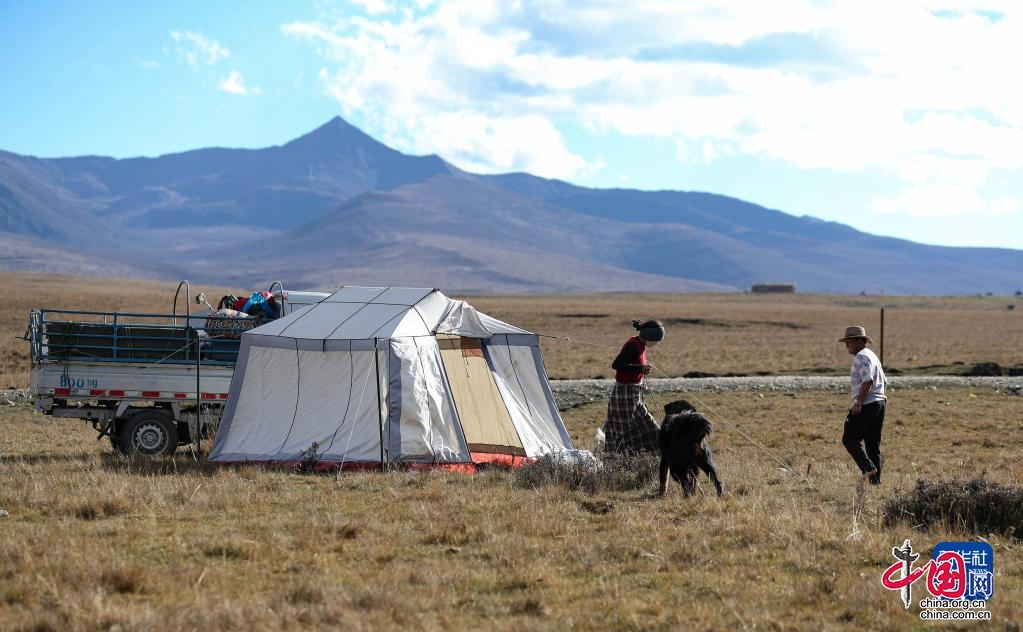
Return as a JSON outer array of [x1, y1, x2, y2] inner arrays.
[[839, 325, 887, 485]]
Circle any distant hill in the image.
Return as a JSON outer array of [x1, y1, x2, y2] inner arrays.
[[1, 116, 1021, 294], [216, 175, 730, 292]]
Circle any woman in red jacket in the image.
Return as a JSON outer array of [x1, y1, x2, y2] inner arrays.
[[604, 319, 665, 454]]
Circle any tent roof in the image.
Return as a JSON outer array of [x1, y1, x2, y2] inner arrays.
[[248, 286, 531, 340]]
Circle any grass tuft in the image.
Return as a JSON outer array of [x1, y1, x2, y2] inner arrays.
[[333, 524, 360, 540], [513, 597, 550, 617], [422, 525, 487, 546], [514, 451, 658, 494], [101, 567, 147, 594], [70, 498, 130, 520], [882, 476, 1023, 538], [203, 544, 253, 561], [286, 583, 325, 605]]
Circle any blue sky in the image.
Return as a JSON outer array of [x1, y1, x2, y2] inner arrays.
[[2, 1, 1021, 250]]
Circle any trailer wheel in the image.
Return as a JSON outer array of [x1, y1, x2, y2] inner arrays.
[[115, 411, 178, 456]]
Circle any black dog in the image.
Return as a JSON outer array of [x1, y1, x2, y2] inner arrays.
[[658, 399, 723, 497]]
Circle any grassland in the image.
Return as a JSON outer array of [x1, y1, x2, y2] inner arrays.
[[3, 388, 1022, 630], [2, 272, 1022, 630], [467, 291, 1023, 380], [3, 272, 1021, 386]]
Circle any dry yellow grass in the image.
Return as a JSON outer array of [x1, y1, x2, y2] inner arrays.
[[2, 272, 1021, 629], [4, 271, 1021, 386], [2, 388, 1021, 630], [467, 292, 1023, 379], [1, 269, 1023, 625]]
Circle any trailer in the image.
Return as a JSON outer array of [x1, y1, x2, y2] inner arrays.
[[26, 283, 329, 455]]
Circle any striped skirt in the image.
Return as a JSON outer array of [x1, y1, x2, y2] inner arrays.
[[603, 382, 660, 454]]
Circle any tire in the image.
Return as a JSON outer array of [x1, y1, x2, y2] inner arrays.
[[115, 411, 178, 456]]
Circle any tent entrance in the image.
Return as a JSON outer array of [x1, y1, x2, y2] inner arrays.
[[436, 335, 526, 458]]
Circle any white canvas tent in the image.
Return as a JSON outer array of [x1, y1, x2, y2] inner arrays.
[[208, 286, 573, 470]]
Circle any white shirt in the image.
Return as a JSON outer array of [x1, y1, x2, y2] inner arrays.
[[851, 347, 887, 404]]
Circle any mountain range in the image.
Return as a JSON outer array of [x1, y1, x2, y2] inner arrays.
[[1, 116, 1020, 294]]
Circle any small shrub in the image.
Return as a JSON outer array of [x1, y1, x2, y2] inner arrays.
[[514, 451, 657, 494], [294, 442, 322, 474], [882, 476, 1023, 538], [966, 362, 1003, 376]]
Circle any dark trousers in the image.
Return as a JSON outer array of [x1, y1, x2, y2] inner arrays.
[[842, 400, 885, 482]]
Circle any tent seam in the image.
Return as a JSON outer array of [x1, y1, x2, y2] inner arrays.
[[325, 287, 388, 339], [271, 337, 303, 457], [321, 339, 355, 456]]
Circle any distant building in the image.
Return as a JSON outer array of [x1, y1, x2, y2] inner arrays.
[[751, 283, 796, 294]]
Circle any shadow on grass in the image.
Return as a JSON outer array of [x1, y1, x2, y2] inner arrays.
[[99, 450, 221, 476], [0, 451, 95, 465]]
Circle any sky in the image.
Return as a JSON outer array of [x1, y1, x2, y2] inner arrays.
[[2, 1, 1021, 250]]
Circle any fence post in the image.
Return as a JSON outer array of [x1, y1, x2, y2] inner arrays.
[[880, 308, 885, 366]]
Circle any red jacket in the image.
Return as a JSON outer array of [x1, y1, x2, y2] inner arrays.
[[612, 336, 647, 384]]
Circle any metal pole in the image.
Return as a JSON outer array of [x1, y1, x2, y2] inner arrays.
[[172, 280, 189, 326], [375, 338, 386, 472], [195, 327, 201, 451]]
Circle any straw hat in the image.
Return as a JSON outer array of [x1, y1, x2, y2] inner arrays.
[[838, 325, 873, 344]]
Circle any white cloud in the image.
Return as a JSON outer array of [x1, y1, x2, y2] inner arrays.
[[281, 22, 346, 52], [872, 184, 984, 217], [417, 111, 600, 178], [283, 0, 1023, 211], [351, 0, 394, 15], [871, 183, 1019, 219], [218, 70, 261, 96], [171, 30, 230, 68]]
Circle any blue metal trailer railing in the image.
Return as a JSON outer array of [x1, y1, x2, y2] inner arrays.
[[28, 308, 261, 367]]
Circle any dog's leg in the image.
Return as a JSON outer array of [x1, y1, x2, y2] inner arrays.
[[682, 470, 695, 497], [707, 468, 723, 497], [699, 441, 723, 497], [658, 455, 669, 497]]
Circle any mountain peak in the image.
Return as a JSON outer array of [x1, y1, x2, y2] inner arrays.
[[319, 115, 353, 132], [286, 115, 384, 152]]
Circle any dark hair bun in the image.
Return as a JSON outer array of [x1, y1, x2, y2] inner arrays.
[[632, 319, 665, 341]]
